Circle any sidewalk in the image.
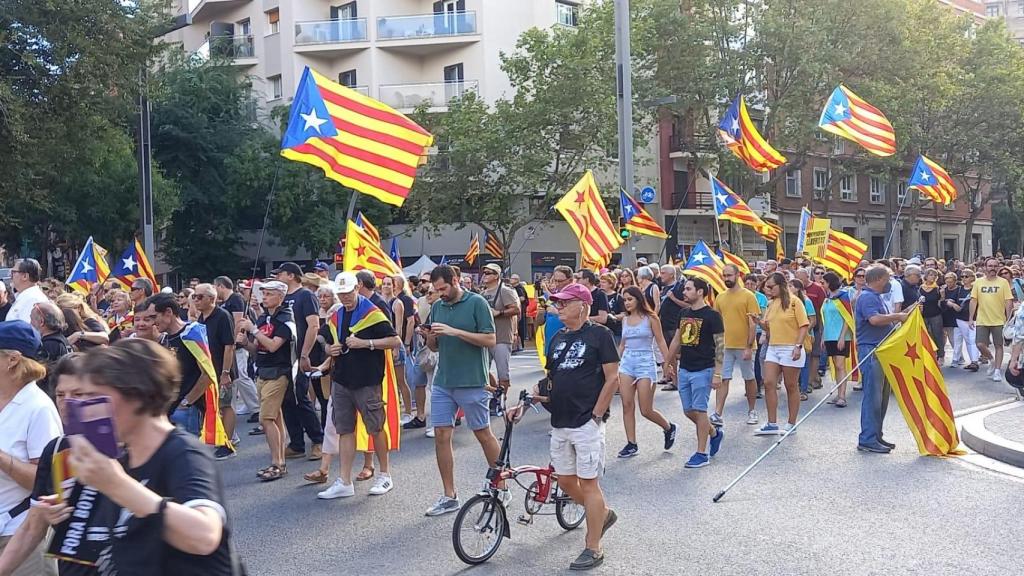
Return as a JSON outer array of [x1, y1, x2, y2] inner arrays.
[[961, 397, 1024, 467]]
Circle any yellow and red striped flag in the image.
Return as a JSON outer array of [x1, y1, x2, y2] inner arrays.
[[354, 211, 381, 244], [718, 94, 787, 172], [110, 238, 159, 291], [818, 85, 896, 157], [555, 171, 623, 265], [280, 67, 433, 207], [908, 155, 957, 205], [682, 240, 726, 294], [620, 189, 668, 239], [875, 308, 964, 456], [465, 233, 480, 266], [344, 219, 403, 279], [483, 231, 504, 259], [718, 249, 750, 275], [711, 177, 780, 242], [815, 229, 867, 280]]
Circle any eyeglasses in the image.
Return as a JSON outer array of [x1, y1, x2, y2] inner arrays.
[[191, 294, 207, 300], [552, 300, 579, 309]]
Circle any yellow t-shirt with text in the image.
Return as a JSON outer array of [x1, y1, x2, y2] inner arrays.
[[970, 277, 1012, 326], [713, 288, 761, 349]]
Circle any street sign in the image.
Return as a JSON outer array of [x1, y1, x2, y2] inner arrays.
[[639, 186, 657, 204]]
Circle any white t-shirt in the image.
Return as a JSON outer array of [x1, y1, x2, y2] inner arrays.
[[6, 284, 48, 326], [0, 383, 62, 535], [881, 278, 904, 312]]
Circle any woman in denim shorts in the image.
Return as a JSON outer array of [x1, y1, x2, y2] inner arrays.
[[615, 286, 676, 458]]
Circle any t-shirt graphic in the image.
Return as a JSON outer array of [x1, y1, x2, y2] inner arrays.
[[678, 317, 703, 347], [552, 339, 587, 371]]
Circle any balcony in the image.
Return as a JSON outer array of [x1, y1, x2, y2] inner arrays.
[[188, 0, 251, 21], [378, 80, 478, 112], [668, 133, 719, 158], [345, 85, 370, 97], [294, 19, 370, 55], [376, 12, 479, 53], [194, 35, 257, 66]]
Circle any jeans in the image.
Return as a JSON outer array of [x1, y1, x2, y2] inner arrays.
[[799, 353, 810, 394], [754, 338, 765, 391], [857, 343, 890, 446], [282, 371, 325, 451], [171, 405, 202, 436]]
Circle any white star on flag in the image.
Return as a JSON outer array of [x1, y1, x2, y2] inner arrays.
[[730, 118, 740, 132], [122, 255, 137, 272], [80, 260, 93, 275], [692, 251, 707, 264], [715, 193, 729, 207], [301, 109, 328, 134], [919, 171, 931, 181], [833, 103, 847, 116]]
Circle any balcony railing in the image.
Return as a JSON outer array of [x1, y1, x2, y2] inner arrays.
[[669, 132, 718, 155], [343, 85, 370, 97], [294, 18, 368, 45], [377, 11, 477, 40], [378, 80, 478, 110], [195, 35, 255, 61]]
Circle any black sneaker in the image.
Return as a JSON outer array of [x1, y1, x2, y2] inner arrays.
[[403, 416, 426, 430], [570, 548, 604, 570], [248, 425, 265, 436], [663, 423, 677, 450], [214, 446, 236, 460], [617, 442, 639, 458], [455, 417, 462, 427], [247, 412, 260, 423]]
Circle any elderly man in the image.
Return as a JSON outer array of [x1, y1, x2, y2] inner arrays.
[[900, 264, 923, 306], [854, 265, 908, 454], [31, 301, 71, 396], [509, 273, 529, 349], [7, 259, 47, 326], [194, 283, 238, 459], [129, 278, 154, 308]]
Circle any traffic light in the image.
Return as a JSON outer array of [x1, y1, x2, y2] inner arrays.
[[619, 227, 631, 239]]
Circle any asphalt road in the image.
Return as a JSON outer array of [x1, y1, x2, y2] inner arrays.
[[220, 353, 1023, 575]]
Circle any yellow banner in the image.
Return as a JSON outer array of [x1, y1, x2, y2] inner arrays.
[[802, 217, 831, 260]]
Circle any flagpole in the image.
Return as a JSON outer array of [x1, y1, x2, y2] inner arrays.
[[345, 190, 360, 227], [249, 164, 281, 283], [712, 308, 915, 503], [881, 187, 910, 258]]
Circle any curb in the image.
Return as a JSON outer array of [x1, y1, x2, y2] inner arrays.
[[960, 401, 1024, 468]]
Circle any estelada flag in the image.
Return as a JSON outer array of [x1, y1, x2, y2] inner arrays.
[[555, 171, 623, 265], [66, 237, 111, 294], [908, 155, 957, 205], [280, 67, 433, 207], [344, 218, 403, 279], [824, 290, 860, 383], [718, 94, 787, 172], [110, 238, 159, 291], [620, 189, 668, 239], [718, 249, 750, 275], [180, 322, 232, 449], [329, 295, 401, 451], [874, 308, 964, 456], [818, 85, 896, 157]]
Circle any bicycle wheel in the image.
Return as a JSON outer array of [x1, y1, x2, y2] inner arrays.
[[555, 488, 586, 530], [452, 493, 507, 565]]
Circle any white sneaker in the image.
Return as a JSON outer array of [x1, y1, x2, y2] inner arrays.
[[991, 370, 1003, 382], [318, 478, 355, 499], [425, 427, 436, 438], [783, 423, 797, 435], [369, 474, 394, 495], [746, 410, 759, 425], [400, 413, 414, 425], [987, 365, 997, 377]]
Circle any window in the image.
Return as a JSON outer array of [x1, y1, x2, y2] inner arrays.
[[758, 169, 771, 185], [843, 227, 857, 238], [869, 176, 885, 204], [785, 169, 801, 197], [812, 168, 828, 200], [338, 69, 357, 87], [237, 18, 251, 36], [839, 174, 855, 201], [330, 1, 357, 19], [268, 75, 282, 100], [987, 4, 1000, 17], [443, 62, 465, 101], [266, 9, 279, 35], [943, 198, 955, 210], [814, 131, 828, 142], [895, 181, 906, 205], [556, 1, 580, 26], [833, 139, 844, 155]]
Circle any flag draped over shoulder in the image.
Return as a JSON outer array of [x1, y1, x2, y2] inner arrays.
[[908, 155, 957, 205], [110, 238, 159, 291], [180, 322, 231, 449], [465, 233, 480, 266], [330, 296, 401, 451], [818, 85, 896, 157], [66, 237, 110, 294], [555, 171, 623, 265], [280, 67, 433, 207], [825, 290, 860, 383], [619, 189, 668, 239], [711, 177, 779, 241], [344, 218, 403, 279], [682, 240, 726, 294], [717, 94, 787, 172], [874, 308, 964, 457]]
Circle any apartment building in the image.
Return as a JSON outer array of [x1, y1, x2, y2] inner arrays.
[[984, 1, 1024, 42]]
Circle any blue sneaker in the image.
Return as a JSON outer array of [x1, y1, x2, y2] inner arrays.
[[709, 427, 724, 458], [684, 452, 709, 468], [754, 423, 782, 436], [617, 442, 639, 458]]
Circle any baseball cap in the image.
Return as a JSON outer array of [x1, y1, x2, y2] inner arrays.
[[260, 280, 288, 293], [314, 261, 330, 272], [333, 272, 358, 294], [0, 320, 41, 359], [907, 257, 922, 265], [548, 283, 593, 305], [270, 262, 303, 277], [482, 263, 502, 275]]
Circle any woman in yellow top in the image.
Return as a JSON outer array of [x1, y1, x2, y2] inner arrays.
[[749, 272, 809, 436]]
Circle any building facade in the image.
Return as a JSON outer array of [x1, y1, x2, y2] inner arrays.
[[983, 1, 1024, 41]]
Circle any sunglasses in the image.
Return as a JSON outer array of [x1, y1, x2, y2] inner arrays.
[[854, 274, 865, 279], [482, 270, 497, 276], [191, 294, 207, 300]]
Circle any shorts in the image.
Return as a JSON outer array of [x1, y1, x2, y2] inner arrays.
[[976, 325, 1004, 346], [405, 357, 431, 388], [824, 340, 851, 358], [393, 343, 407, 367], [550, 419, 606, 480], [619, 349, 657, 382], [677, 367, 713, 412], [764, 345, 806, 368], [332, 384, 385, 436], [722, 349, 755, 381], [430, 386, 490, 430], [219, 378, 233, 410], [257, 375, 289, 421], [488, 343, 512, 381]]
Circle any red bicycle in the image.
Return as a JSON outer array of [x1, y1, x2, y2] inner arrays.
[[452, 390, 586, 565]]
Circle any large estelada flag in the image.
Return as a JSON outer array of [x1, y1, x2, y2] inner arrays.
[[344, 218, 403, 279], [908, 155, 957, 205], [280, 67, 434, 207], [180, 322, 231, 449], [464, 233, 480, 266], [818, 85, 896, 157], [483, 231, 504, 259], [718, 94, 787, 172], [110, 238, 159, 291], [328, 295, 401, 451], [620, 189, 668, 239], [874, 308, 964, 456], [681, 240, 726, 294], [66, 237, 111, 294], [555, 171, 623, 265], [711, 177, 779, 242]]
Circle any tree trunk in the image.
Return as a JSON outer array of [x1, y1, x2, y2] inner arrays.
[[963, 212, 976, 262]]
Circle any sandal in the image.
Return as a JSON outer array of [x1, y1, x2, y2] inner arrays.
[[258, 464, 287, 482], [303, 470, 329, 484], [800, 393, 808, 401], [356, 466, 374, 481], [826, 398, 837, 405], [257, 465, 273, 477], [835, 399, 847, 408]]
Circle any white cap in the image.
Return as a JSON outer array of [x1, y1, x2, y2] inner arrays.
[[260, 280, 288, 293], [160, 286, 173, 294], [333, 272, 358, 294]]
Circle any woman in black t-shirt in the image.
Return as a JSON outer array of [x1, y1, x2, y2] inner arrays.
[[919, 269, 944, 361]]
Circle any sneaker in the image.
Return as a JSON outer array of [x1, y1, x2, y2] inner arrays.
[[991, 370, 1003, 382], [455, 416, 463, 427], [746, 410, 759, 425], [425, 495, 461, 516], [570, 548, 605, 570], [783, 423, 797, 435], [318, 478, 355, 499], [663, 423, 677, 450], [284, 447, 305, 460], [684, 452, 710, 468], [617, 442, 639, 458], [230, 435, 241, 446], [709, 427, 724, 458], [400, 413, 414, 425], [213, 446, 236, 460], [709, 412, 724, 427], [403, 416, 426, 430], [754, 423, 782, 436], [369, 474, 394, 495], [248, 425, 265, 436], [425, 427, 436, 438]]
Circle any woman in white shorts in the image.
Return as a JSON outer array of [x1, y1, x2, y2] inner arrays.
[[750, 272, 809, 436], [615, 286, 676, 458]]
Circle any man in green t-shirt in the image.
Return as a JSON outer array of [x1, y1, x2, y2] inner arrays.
[[420, 265, 502, 517]]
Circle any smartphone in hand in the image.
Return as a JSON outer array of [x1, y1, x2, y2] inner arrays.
[[64, 397, 119, 458]]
